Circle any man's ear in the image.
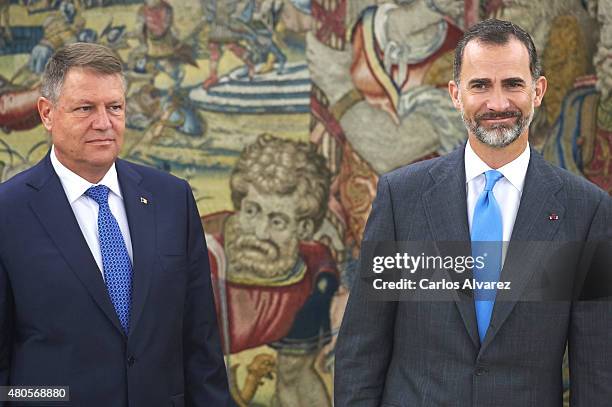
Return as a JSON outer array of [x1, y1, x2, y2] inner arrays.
[[297, 219, 315, 241], [448, 80, 461, 110], [533, 76, 548, 108], [38, 97, 54, 131]]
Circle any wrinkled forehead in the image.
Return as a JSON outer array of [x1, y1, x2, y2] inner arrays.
[[243, 184, 299, 215], [460, 38, 532, 82], [58, 68, 126, 101]]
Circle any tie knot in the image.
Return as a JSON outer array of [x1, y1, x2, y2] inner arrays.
[[86, 185, 110, 206], [483, 170, 503, 192]]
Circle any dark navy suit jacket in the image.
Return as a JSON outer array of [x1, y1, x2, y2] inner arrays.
[[0, 154, 230, 406]]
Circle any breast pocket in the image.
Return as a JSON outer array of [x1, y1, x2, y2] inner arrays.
[[154, 255, 188, 317], [156, 254, 189, 293], [158, 254, 189, 275]]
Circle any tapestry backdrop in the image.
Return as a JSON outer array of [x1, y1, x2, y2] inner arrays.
[[0, 0, 610, 405]]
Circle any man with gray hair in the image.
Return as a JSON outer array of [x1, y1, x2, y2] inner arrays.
[[0, 42, 230, 406]]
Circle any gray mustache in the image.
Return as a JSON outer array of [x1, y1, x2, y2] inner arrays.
[[476, 111, 521, 120], [236, 236, 280, 258]]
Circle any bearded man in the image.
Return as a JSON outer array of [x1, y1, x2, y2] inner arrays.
[[335, 19, 612, 407], [206, 134, 338, 407]]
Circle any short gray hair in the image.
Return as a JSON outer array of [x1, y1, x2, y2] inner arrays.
[[230, 134, 331, 231], [41, 42, 125, 102]]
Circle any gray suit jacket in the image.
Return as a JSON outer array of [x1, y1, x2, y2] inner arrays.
[[334, 146, 612, 407]]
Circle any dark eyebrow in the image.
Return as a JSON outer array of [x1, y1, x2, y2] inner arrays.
[[468, 78, 492, 87], [242, 199, 261, 208], [501, 77, 526, 86], [268, 212, 290, 223]]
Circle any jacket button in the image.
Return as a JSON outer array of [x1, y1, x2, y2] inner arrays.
[[475, 367, 488, 376], [127, 356, 136, 366]]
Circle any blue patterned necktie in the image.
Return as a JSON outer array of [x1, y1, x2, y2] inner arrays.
[[86, 185, 133, 334], [471, 170, 504, 342]]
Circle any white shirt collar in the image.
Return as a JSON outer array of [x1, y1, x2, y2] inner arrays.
[[50, 145, 123, 204], [464, 139, 530, 193]]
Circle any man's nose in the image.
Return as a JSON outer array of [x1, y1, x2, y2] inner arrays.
[[486, 86, 511, 112], [91, 106, 112, 130], [254, 218, 270, 240]]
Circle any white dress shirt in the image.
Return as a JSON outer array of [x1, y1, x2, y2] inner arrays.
[[465, 139, 530, 243], [51, 146, 134, 277]]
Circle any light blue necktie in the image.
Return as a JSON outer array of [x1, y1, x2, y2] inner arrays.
[[471, 170, 504, 342], [86, 185, 133, 334]]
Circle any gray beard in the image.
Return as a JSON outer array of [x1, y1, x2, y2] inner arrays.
[[462, 106, 534, 148], [223, 214, 299, 280]]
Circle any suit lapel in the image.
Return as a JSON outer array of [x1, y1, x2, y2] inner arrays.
[[28, 156, 125, 335], [115, 159, 155, 338], [480, 150, 565, 351], [422, 147, 480, 348]]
